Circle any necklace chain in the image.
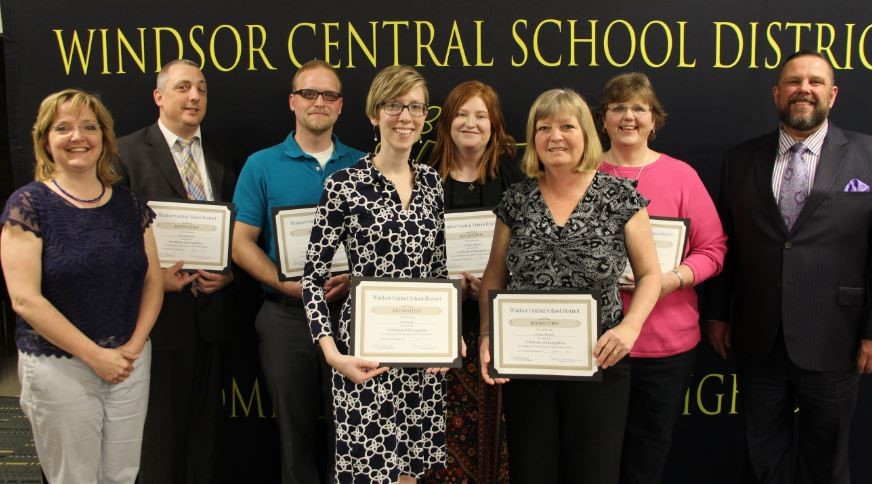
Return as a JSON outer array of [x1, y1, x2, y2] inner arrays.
[[608, 159, 648, 182], [52, 179, 106, 203]]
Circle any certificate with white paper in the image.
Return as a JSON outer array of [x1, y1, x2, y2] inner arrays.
[[148, 199, 233, 273], [445, 208, 496, 278], [489, 291, 601, 380], [272, 205, 349, 281], [620, 216, 690, 284], [350, 277, 462, 367]]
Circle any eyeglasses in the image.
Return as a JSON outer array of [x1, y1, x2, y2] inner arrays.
[[380, 101, 428, 117], [292, 89, 342, 102], [608, 105, 651, 115], [51, 123, 101, 136]]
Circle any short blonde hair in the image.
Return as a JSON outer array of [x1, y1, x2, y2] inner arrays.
[[32, 89, 119, 185], [365, 65, 428, 120], [522, 88, 603, 177]]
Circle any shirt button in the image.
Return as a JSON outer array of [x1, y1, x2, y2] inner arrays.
[[784, 241, 792, 249], [315, 166, 321, 171]]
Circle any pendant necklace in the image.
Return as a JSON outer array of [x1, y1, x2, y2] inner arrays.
[[608, 158, 648, 181], [52, 178, 106, 203]]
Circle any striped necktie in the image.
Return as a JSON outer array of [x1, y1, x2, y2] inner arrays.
[[779, 143, 809, 230], [176, 137, 207, 201]]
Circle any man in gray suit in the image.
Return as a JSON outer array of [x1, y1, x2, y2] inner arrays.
[[705, 50, 872, 484], [116, 59, 236, 484]]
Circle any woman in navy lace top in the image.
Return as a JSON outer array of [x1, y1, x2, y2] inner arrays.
[[0, 89, 163, 483]]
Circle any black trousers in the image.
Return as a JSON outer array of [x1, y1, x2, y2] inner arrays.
[[256, 297, 332, 484], [502, 359, 631, 484], [138, 337, 222, 484], [620, 347, 696, 484], [738, 332, 858, 484]]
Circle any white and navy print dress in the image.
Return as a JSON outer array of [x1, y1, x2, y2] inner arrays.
[[302, 155, 447, 483]]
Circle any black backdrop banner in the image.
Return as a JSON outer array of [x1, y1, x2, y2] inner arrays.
[[3, 0, 872, 482]]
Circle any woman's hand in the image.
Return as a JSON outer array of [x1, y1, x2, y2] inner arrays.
[[593, 322, 640, 369], [478, 334, 510, 385], [83, 346, 137, 384], [328, 353, 389, 384], [463, 272, 482, 301]]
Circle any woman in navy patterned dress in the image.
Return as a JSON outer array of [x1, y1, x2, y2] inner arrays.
[[302, 65, 448, 483], [478, 88, 661, 483]]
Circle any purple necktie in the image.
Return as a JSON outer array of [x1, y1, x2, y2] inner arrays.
[[779, 143, 808, 230]]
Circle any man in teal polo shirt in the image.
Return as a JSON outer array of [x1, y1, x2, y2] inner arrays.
[[232, 59, 364, 484]]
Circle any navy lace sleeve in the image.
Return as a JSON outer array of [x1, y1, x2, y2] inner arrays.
[[1, 185, 42, 236]]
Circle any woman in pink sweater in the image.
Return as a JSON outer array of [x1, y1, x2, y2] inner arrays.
[[596, 72, 727, 484]]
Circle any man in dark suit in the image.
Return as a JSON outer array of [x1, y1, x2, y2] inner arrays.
[[116, 59, 236, 484], [705, 50, 872, 484]]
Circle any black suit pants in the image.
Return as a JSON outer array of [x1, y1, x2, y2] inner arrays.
[[738, 332, 858, 484]]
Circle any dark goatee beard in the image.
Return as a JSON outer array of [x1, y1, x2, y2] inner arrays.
[[779, 99, 828, 132]]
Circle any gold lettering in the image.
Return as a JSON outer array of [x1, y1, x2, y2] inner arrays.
[[568, 19, 598, 67], [729, 373, 739, 415], [210, 24, 242, 72], [288, 23, 316, 68], [640, 21, 671, 68], [54, 29, 96, 75], [714, 22, 743, 68], [116, 28, 147, 74], [765, 22, 782, 69], [382, 21, 410, 65], [323, 22, 341, 67], [748, 22, 759, 68], [100, 29, 110, 74], [676, 21, 697, 67], [189, 26, 206, 68], [860, 24, 872, 69], [246, 25, 276, 71], [230, 378, 267, 418], [533, 19, 562, 67], [697, 373, 725, 415], [415, 21, 442, 67], [604, 19, 635, 68], [154, 27, 184, 72], [443, 21, 470, 66], [474, 20, 494, 66], [511, 19, 529, 67], [816, 23, 841, 69], [347, 22, 378, 68]]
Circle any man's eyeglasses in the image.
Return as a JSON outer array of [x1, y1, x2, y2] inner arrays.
[[380, 101, 428, 117], [608, 105, 651, 115], [292, 89, 342, 102]]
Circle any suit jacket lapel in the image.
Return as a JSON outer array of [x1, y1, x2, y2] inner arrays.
[[202, 142, 224, 200], [791, 124, 848, 231], [752, 132, 787, 233], [145, 124, 189, 199]]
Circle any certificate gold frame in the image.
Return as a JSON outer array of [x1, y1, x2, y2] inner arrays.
[[148, 199, 234, 273]]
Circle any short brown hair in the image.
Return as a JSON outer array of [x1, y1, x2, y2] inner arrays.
[[365, 65, 428, 120], [522, 88, 603, 177], [292, 59, 342, 92], [596, 72, 667, 140], [428, 80, 516, 184], [32, 89, 119, 185]]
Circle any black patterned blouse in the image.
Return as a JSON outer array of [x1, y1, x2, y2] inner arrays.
[[495, 172, 648, 329]]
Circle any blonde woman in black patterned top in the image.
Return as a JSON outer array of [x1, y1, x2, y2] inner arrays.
[[478, 88, 661, 483]]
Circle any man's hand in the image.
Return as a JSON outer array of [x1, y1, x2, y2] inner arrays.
[[324, 274, 351, 302], [707, 320, 732, 359], [195, 269, 234, 295], [162, 260, 199, 292], [857, 339, 872, 374]]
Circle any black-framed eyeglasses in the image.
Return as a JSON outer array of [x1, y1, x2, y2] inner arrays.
[[380, 101, 428, 117], [292, 89, 342, 102]]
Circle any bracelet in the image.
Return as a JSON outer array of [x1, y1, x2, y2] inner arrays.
[[479, 332, 490, 337], [670, 269, 685, 289]]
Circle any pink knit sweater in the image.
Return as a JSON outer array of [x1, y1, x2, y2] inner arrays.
[[600, 154, 727, 358]]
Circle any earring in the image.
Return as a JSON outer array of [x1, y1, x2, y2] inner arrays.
[[372, 125, 378, 142], [419, 137, 423, 144]]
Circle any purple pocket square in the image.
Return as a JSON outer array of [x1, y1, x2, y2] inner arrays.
[[845, 178, 870, 192]]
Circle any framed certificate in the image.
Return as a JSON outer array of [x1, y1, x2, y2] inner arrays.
[[445, 208, 496, 278], [489, 290, 602, 380], [148, 199, 234, 273], [272, 205, 349, 281], [620, 216, 690, 283], [350, 277, 462, 368]]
